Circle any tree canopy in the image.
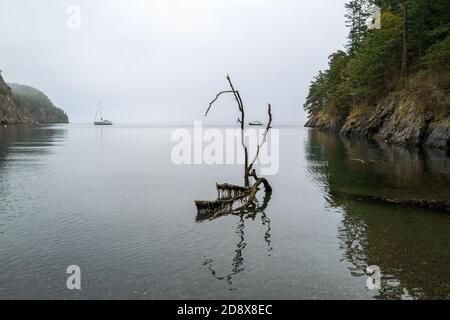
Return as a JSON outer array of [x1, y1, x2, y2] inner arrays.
[[304, 0, 450, 117]]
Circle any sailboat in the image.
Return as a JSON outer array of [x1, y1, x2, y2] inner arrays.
[[249, 120, 264, 126], [94, 101, 113, 126]]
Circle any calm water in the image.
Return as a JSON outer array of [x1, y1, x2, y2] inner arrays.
[[0, 124, 449, 300]]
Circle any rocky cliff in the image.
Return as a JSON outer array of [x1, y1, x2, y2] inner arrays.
[[0, 73, 17, 124], [306, 90, 450, 150], [0, 73, 68, 124]]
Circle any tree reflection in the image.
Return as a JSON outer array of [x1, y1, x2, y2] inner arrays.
[[198, 192, 273, 289], [305, 129, 450, 300]]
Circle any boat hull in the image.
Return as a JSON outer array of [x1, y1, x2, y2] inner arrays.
[[94, 121, 113, 126]]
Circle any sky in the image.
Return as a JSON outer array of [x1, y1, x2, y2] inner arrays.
[[0, 0, 348, 125]]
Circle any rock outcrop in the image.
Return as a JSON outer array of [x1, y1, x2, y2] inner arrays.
[[0, 73, 17, 124], [306, 91, 449, 150], [0, 73, 68, 124]]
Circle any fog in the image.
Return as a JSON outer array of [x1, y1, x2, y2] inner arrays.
[[0, 0, 348, 125]]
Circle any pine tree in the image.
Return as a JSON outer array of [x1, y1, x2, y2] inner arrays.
[[345, 0, 371, 56], [304, 0, 450, 117]]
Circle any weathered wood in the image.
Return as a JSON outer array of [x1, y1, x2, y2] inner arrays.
[[195, 177, 273, 218], [195, 188, 250, 212], [216, 183, 251, 192], [205, 90, 236, 117], [196, 74, 274, 218], [204, 75, 273, 188], [233, 177, 272, 213], [216, 183, 252, 200], [248, 104, 273, 173]]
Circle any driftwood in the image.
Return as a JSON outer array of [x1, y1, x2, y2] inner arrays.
[[248, 104, 272, 174], [331, 190, 450, 214], [195, 75, 273, 219], [204, 74, 273, 188], [216, 183, 251, 200], [195, 181, 272, 221]]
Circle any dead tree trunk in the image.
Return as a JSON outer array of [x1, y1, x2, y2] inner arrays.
[[226, 76, 250, 187], [204, 74, 272, 188], [197, 74, 274, 218]]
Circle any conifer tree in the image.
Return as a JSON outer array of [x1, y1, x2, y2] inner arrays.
[[345, 0, 371, 56]]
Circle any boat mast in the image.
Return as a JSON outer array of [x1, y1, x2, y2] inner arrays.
[[94, 104, 99, 122], [99, 100, 103, 121]]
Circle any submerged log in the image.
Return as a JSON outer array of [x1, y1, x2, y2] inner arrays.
[[216, 183, 250, 192], [331, 190, 450, 214], [216, 183, 252, 200], [195, 200, 233, 216], [195, 188, 249, 217], [195, 178, 273, 220]]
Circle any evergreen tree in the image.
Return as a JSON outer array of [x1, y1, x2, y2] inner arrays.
[[345, 0, 371, 55], [304, 0, 450, 118], [304, 71, 328, 115]]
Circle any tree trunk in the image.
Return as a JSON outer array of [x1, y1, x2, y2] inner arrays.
[[206, 75, 272, 188], [401, 1, 409, 84]]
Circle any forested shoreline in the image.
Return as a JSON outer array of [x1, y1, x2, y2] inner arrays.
[[304, 0, 450, 149], [0, 73, 68, 124]]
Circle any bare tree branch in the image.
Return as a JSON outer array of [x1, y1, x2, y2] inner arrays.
[[205, 74, 250, 186], [196, 74, 274, 219], [226, 74, 243, 112], [233, 177, 272, 213], [225, 75, 249, 186], [248, 104, 272, 172], [205, 90, 236, 117]]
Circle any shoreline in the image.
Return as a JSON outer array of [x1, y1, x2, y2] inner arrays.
[[305, 93, 450, 151]]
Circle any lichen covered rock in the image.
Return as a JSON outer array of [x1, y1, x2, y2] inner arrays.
[[306, 91, 449, 149]]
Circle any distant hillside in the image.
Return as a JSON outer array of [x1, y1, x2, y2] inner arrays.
[[8, 83, 69, 124], [0, 73, 68, 124]]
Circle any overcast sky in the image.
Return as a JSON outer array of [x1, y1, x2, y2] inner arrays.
[[0, 0, 348, 125]]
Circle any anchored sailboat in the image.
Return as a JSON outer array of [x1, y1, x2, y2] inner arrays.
[[94, 101, 113, 126], [249, 120, 263, 126]]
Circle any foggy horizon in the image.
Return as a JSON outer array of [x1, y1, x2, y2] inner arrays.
[[1, 0, 450, 303], [0, 0, 348, 125]]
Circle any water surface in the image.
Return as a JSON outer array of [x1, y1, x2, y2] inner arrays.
[[0, 124, 449, 299]]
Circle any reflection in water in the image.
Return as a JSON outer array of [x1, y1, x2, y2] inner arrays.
[[202, 215, 246, 290], [261, 212, 273, 256], [0, 125, 67, 228], [305, 129, 450, 300], [199, 193, 273, 289], [0, 124, 67, 177], [306, 130, 450, 201], [0, 125, 67, 161]]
